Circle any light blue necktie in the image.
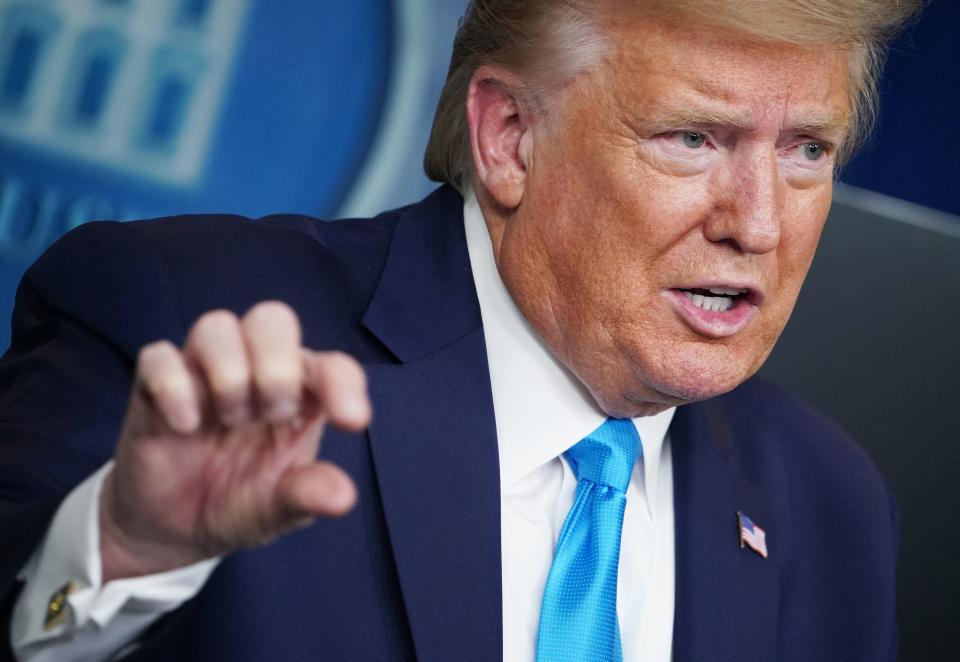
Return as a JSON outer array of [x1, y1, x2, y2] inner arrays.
[[536, 417, 641, 662]]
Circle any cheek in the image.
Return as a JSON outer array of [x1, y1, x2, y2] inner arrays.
[[535, 107, 714, 265], [576, 165, 713, 265], [778, 195, 830, 286]]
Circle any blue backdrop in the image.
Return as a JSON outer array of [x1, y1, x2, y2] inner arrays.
[[0, 0, 955, 352], [0, 0, 468, 350]]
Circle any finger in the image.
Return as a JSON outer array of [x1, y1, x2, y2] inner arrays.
[[277, 461, 357, 519], [184, 310, 252, 426], [136, 341, 200, 433], [303, 350, 371, 432], [241, 301, 303, 423]]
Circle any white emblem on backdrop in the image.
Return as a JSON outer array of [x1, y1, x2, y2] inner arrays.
[[0, 0, 250, 188]]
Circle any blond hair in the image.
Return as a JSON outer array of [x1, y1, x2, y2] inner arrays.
[[424, 0, 922, 190]]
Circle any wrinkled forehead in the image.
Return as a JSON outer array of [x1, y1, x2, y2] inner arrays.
[[595, 15, 853, 136]]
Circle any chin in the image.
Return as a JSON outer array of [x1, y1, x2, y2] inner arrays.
[[624, 342, 769, 411]]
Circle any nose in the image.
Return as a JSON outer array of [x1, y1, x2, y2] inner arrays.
[[704, 148, 782, 254]]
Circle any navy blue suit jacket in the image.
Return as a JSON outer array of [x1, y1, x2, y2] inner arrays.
[[0, 186, 898, 661]]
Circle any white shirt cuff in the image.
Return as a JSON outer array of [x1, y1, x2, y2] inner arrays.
[[11, 461, 219, 660]]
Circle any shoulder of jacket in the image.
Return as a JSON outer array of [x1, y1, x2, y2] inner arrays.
[[716, 378, 892, 502]]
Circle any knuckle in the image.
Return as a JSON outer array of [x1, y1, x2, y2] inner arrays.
[[139, 339, 175, 360], [322, 350, 359, 371], [244, 300, 298, 329], [191, 309, 240, 339], [208, 365, 250, 398], [147, 370, 190, 403], [137, 340, 177, 369], [255, 365, 302, 393]]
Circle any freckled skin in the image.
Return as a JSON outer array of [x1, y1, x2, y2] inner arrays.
[[478, 18, 850, 417]]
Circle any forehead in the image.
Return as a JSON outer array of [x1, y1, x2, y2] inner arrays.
[[599, 15, 851, 131]]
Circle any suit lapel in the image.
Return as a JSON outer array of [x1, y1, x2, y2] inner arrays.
[[362, 187, 502, 662], [671, 399, 779, 662]]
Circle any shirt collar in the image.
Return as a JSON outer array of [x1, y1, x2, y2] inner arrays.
[[462, 191, 675, 495]]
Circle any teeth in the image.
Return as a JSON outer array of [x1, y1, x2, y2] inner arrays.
[[684, 290, 734, 312], [708, 287, 748, 296]]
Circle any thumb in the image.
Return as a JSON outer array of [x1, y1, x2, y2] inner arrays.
[[277, 461, 358, 521]]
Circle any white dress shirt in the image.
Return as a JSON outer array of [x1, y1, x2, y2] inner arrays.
[[11, 194, 677, 661], [463, 191, 676, 662]]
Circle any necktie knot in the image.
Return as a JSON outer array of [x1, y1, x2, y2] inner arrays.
[[564, 417, 639, 493]]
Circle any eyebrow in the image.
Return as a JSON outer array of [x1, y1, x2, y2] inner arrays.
[[787, 114, 851, 140], [632, 106, 851, 142], [638, 107, 752, 132]]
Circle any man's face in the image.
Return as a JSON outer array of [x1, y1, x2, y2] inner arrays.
[[489, 17, 851, 416]]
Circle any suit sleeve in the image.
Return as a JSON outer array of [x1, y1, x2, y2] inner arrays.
[[0, 221, 189, 661]]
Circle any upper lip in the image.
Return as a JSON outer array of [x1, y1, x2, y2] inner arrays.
[[672, 281, 765, 306]]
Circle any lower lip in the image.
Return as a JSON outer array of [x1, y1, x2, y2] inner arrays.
[[664, 289, 758, 339]]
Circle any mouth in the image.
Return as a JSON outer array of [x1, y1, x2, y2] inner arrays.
[[664, 284, 763, 339]]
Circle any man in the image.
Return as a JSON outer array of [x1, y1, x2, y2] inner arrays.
[[1, 1, 918, 660]]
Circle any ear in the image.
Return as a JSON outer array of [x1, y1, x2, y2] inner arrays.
[[467, 65, 535, 211]]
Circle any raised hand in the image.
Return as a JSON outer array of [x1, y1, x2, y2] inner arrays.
[[98, 301, 370, 582]]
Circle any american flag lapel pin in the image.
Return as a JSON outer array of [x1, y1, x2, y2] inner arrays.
[[737, 511, 768, 559]]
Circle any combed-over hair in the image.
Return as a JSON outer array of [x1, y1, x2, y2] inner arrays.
[[424, 0, 922, 191]]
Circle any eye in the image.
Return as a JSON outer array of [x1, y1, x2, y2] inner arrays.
[[800, 142, 826, 161], [681, 131, 707, 149]]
